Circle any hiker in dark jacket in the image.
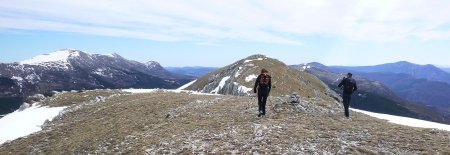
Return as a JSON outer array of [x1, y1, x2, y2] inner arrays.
[[254, 68, 272, 117], [338, 73, 358, 118]]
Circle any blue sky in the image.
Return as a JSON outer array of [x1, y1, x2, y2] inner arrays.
[[1, 0, 450, 67]]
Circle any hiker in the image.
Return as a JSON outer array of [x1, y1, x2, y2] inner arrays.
[[253, 68, 272, 117], [338, 73, 358, 118]]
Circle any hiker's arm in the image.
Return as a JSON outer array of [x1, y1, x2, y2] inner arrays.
[[253, 75, 260, 93], [268, 77, 272, 94], [353, 82, 358, 91], [338, 78, 344, 87]]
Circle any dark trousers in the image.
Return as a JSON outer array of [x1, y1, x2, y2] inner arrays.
[[342, 94, 352, 117], [258, 92, 268, 115]]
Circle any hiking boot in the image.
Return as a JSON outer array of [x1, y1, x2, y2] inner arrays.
[[258, 113, 262, 117]]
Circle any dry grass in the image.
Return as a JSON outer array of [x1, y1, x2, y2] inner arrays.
[[0, 90, 449, 154], [186, 55, 335, 102]]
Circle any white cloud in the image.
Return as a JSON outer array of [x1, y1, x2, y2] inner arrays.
[[1, 0, 450, 44]]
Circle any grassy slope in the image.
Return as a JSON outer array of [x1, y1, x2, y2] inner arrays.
[[0, 90, 449, 154], [187, 56, 330, 98]]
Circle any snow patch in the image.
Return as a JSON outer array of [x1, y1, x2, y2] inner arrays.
[[234, 82, 253, 94], [11, 76, 24, 90], [211, 76, 230, 94], [19, 50, 75, 65], [351, 108, 450, 131], [243, 58, 263, 63], [122, 89, 159, 94], [93, 68, 113, 78], [245, 74, 258, 82], [234, 67, 243, 78], [11, 76, 23, 82], [101, 53, 115, 57], [245, 63, 255, 67], [122, 88, 219, 96], [0, 103, 67, 145], [25, 73, 40, 83], [177, 79, 197, 90], [302, 65, 311, 70], [93, 68, 105, 75]]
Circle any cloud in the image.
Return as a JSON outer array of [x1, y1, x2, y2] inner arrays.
[[1, 0, 450, 44]]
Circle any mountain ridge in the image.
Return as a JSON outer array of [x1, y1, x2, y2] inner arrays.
[[0, 49, 194, 114], [165, 66, 218, 77], [1, 55, 450, 154], [185, 54, 339, 102], [331, 61, 450, 84], [321, 61, 450, 123], [290, 62, 450, 124]]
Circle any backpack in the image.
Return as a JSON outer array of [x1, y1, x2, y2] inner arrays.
[[260, 74, 270, 86], [343, 78, 355, 92]]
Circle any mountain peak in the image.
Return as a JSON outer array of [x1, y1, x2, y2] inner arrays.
[[145, 61, 162, 69], [186, 54, 335, 98], [391, 61, 415, 65], [244, 54, 267, 60], [18, 49, 121, 66], [19, 49, 80, 65], [307, 62, 328, 68]]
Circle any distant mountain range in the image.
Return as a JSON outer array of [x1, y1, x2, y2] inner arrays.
[[290, 63, 449, 124], [298, 61, 450, 124], [332, 61, 450, 84], [441, 68, 450, 73], [2, 50, 449, 124], [0, 49, 194, 114], [165, 67, 218, 77]]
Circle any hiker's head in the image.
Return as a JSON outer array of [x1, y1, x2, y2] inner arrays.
[[347, 73, 353, 78], [261, 68, 268, 75]]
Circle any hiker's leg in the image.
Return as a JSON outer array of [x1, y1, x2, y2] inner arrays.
[[343, 94, 350, 117], [262, 94, 268, 115], [257, 92, 263, 114]]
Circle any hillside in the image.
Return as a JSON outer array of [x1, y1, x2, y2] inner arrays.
[[290, 63, 450, 124], [0, 90, 449, 154], [0, 49, 194, 114], [323, 62, 450, 123], [354, 72, 450, 120], [0, 49, 194, 96], [185, 55, 338, 100], [442, 68, 450, 73]]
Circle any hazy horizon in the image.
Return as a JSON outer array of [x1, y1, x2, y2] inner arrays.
[[4, 49, 449, 68]]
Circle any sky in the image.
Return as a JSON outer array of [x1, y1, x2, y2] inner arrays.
[[1, 0, 450, 67]]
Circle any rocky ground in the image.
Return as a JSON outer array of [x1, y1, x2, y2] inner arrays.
[[0, 90, 449, 154]]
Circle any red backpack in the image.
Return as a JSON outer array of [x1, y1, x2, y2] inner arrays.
[[260, 74, 270, 86]]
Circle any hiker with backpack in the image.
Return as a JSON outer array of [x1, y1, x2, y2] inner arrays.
[[338, 73, 357, 118], [254, 68, 272, 117]]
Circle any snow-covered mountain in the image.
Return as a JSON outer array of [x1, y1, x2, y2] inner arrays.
[[1, 55, 450, 154], [0, 49, 194, 113]]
